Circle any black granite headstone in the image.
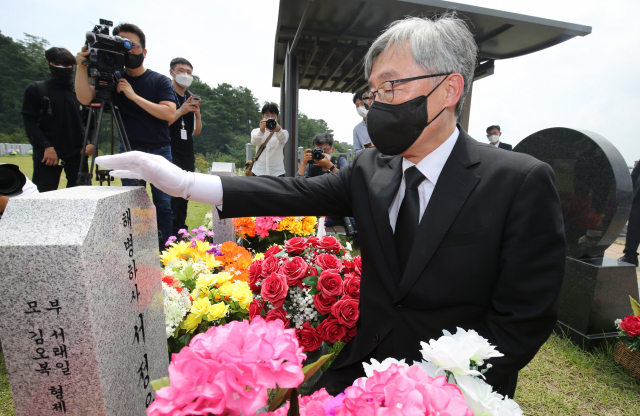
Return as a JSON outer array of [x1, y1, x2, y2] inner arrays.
[[514, 128, 637, 349]]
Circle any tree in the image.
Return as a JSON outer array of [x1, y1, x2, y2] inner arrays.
[[297, 112, 333, 150]]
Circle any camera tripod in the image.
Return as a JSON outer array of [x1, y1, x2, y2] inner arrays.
[[77, 97, 140, 186]]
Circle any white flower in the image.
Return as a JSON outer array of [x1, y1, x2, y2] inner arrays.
[[362, 357, 408, 377], [411, 360, 439, 377], [454, 374, 504, 415], [162, 283, 191, 338], [444, 327, 503, 365], [495, 397, 524, 416], [419, 336, 482, 377]]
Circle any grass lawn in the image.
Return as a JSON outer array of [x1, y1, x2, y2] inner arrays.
[[3, 155, 211, 233], [2, 156, 640, 414]]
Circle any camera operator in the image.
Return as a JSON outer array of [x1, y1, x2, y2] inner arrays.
[[21, 47, 94, 192], [250, 103, 288, 177], [168, 57, 202, 237], [0, 164, 39, 220], [297, 133, 358, 245], [75, 22, 177, 246]]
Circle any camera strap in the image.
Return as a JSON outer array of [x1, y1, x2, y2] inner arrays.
[[253, 132, 275, 162]]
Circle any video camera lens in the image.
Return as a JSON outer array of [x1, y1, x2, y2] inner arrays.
[[312, 147, 325, 162], [0, 164, 26, 197], [265, 118, 277, 130]]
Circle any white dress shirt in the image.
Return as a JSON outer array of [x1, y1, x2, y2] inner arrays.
[[250, 127, 289, 176], [492, 141, 500, 147], [388, 128, 459, 233]]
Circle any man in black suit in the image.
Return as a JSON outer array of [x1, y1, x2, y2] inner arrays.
[[487, 125, 513, 150], [95, 13, 565, 398]]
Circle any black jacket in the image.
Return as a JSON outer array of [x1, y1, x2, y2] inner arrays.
[[498, 141, 513, 150], [219, 126, 566, 395]]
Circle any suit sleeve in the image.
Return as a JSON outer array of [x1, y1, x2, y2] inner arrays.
[[218, 161, 354, 218], [477, 162, 566, 386], [21, 84, 53, 149]]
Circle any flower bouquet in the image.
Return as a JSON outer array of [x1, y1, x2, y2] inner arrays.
[[148, 317, 306, 416], [613, 296, 640, 379], [232, 215, 318, 252], [161, 233, 254, 352], [248, 236, 360, 353], [266, 328, 523, 416]]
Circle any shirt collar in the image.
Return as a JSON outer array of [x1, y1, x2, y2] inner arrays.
[[402, 127, 459, 185], [492, 141, 499, 147]]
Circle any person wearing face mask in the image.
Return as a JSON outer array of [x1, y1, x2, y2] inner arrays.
[[21, 47, 94, 192], [75, 22, 177, 248], [94, 13, 565, 398], [486, 125, 512, 150], [352, 90, 374, 154], [250, 103, 289, 177], [168, 57, 202, 237]]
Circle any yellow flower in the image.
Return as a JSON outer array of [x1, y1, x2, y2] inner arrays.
[[196, 273, 216, 288], [193, 287, 210, 300], [219, 281, 234, 298], [254, 253, 265, 260], [190, 298, 211, 318], [180, 314, 202, 332], [213, 272, 232, 286], [207, 302, 229, 321], [231, 281, 253, 309]]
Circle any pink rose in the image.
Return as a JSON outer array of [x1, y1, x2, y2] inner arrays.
[[315, 253, 343, 272], [316, 316, 347, 343], [266, 307, 290, 327], [317, 270, 343, 297], [279, 256, 308, 287], [342, 274, 360, 299], [295, 322, 323, 352], [261, 272, 288, 308], [331, 297, 359, 328], [316, 236, 343, 253], [621, 315, 640, 337], [313, 293, 337, 315], [285, 237, 309, 254], [264, 245, 283, 258], [261, 255, 281, 278]]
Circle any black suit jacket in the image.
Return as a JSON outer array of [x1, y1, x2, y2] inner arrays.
[[219, 127, 565, 394], [498, 141, 513, 150]]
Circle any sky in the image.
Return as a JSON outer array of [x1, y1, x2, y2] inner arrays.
[[2, 0, 638, 165]]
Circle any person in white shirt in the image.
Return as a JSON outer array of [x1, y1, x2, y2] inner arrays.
[[486, 125, 512, 150], [250, 103, 289, 177]]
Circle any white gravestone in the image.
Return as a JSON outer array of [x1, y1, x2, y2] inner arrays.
[[0, 187, 168, 416], [210, 162, 237, 244]]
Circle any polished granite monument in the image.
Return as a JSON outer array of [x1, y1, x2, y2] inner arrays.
[[515, 128, 637, 349], [210, 162, 237, 244], [0, 187, 169, 416]]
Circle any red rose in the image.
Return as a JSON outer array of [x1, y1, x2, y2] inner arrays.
[[316, 316, 347, 343], [296, 322, 323, 352], [352, 256, 362, 276], [342, 325, 357, 343], [317, 270, 343, 297], [307, 237, 320, 247], [315, 253, 343, 272], [265, 306, 290, 327], [307, 266, 318, 277], [342, 259, 353, 274], [264, 245, 283, 258], [313, 293, 337, 315], [285, 237, 309, 255], [249, 274, 262, 293], [261, 256, 281, 278], [249, 299, 265, 320], [316, 236, 343, 253], [280, 257, 308, 287], [249, 260, 262, 280], [621, 315, 640, 337], [343, 274, 360, 299], [260, 272, 288, 307], [331, 297, 359, 328]]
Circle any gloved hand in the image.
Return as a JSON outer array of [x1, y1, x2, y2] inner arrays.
[[95, 151, 193, 199]]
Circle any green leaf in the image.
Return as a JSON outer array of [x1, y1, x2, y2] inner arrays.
[[268, 353, 333, 411], [303, 275, 319, 287], [273, 250, 286, 258], [630, 296, 640, 317], [150, 377, 171, 391], [308, 288, 319, 296], [315, 266, 323, 275]]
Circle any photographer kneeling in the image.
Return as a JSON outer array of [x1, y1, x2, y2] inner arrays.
[[297, 133, 358, 245]]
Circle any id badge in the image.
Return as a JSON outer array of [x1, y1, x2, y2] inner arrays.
[[181, 129, 187, 140]]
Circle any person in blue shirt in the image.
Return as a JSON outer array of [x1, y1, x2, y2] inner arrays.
[[297, 133, 358, 244], [75, 22, 176, 248], [352, 90, 374, 154]]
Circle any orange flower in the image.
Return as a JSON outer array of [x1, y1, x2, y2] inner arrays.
[[235, 217, 256, 238]]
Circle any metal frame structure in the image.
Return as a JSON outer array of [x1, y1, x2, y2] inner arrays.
[[274, 0, 591, 175]]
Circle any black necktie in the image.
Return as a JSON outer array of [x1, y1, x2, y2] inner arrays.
[[395, 166, 426, 276]]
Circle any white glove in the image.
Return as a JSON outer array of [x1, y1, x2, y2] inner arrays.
[[95, 151, 193, 199], [95, 151, 224, 205]]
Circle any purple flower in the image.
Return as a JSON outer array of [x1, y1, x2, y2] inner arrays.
[[206, 231, 215, 237], [177, 228, 188, 235], [165, 236, 177, 246], [194, 233, 206, 241], [197, 226, 207, 233]]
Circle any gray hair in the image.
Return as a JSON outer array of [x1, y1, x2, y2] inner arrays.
[[312, 133, 334, 147], [364, 13, 478, 116]]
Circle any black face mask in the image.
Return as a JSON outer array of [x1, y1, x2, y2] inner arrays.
[[124, 52, 144, 69], [366, 76, 449, 156], [49, 66, 73, 85]]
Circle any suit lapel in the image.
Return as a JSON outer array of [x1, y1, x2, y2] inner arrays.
[[395, 130, 481, 302], [368, 156, 403, 287]]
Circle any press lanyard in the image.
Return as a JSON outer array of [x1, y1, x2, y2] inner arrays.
[[172, 87, 189, 140]]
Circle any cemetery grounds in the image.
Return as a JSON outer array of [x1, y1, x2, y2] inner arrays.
[[1, 155, 639, 415]]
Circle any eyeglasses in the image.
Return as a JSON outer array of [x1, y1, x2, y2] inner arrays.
[[129, 43, 142, 52], [363, 73, 449, 104]]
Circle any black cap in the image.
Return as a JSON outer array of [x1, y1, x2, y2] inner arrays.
[[0, 164, 27, 197]]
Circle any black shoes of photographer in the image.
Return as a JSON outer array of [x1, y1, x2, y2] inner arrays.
[[619, 254, 639, 267]]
